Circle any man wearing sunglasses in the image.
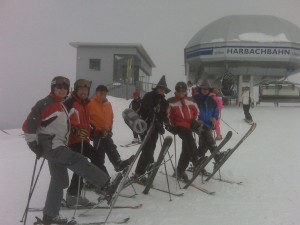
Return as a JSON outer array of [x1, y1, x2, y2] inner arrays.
[[23, 76, 120, 224]]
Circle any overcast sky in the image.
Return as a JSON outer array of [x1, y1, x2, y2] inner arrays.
[[1, 0, 300, 129]]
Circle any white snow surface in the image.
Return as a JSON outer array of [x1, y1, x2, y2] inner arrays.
[[1, 96, 300, 225]]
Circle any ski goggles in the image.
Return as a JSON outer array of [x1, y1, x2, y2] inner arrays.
[[52, 76, 70, 88], [76, 79, 92, 88], [56, 83, 69, 90]]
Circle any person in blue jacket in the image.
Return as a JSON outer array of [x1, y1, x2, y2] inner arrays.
[[192, 80, 228, 172]]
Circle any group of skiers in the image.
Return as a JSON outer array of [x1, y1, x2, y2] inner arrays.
[[22, 74, 249, 224], [23, 76, 133, 224]]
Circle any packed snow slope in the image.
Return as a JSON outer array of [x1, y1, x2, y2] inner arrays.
[[0, 97, 299, 225]]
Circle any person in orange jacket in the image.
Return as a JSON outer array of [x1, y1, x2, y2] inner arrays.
[[87, 85, 133, 174]]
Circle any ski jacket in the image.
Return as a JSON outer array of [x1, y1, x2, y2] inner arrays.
[[129, 98, 142, 113], [87, 95, 113, 132], [210, 93, 223, 118], [167, 96, 199, 130], [64, 92, 91, 145], [138, 90, 169, 125], [22, 93, 70, 149], [193, 93, 219, 130]]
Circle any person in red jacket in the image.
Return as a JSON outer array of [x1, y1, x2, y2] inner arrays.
[[22, 76, 118, 224], [166, 82, 201, 182], [63, 79, 108, 207]]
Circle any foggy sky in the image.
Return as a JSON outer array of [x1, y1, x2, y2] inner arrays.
[[1, 0, 300, 129]]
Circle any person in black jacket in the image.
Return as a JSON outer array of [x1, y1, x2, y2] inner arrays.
[[129, 91, 142, 143], [134, 75, 170, 183]]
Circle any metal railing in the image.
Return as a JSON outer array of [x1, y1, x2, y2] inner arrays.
[[106, 81, 156, 100]]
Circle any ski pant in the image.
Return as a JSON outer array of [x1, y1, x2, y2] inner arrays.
[[176, 127, 199, 173], [67, 141, 107, 196], [197, 130, 217, 160], [243, 104, 253, 121], [92, 136, 121, 173], [38, 134, 110, 218], [135, 129, 159, 175]]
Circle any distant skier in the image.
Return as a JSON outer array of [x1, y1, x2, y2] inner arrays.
[[134, 75, 170, 183], [22, 76, 119, 224], [209, 91, 223, 140], [166, 82, 201, 182], [241, 86, 254, 124], [129, 90, 142, 144], [187, 80, 197, 97]]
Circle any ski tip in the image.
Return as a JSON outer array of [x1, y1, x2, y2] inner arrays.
[[164, 135, 173, 144]]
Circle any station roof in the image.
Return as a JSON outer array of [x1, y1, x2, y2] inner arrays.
[[70, 42, 155, 67], [186, 15, 300, 48]]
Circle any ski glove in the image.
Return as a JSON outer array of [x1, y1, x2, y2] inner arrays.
[[191, 120, 203, 134], [27, 141, 42, 159], [165, 125, 177, 135], [99, 130, 113, 139], [77, 128, 89, 139]]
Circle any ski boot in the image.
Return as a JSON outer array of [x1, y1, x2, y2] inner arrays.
[[114, 155, 135, 172], [66, 193, 95, 207], [42, 214, 68, 224], [96, 172, 123, 205], [214, 149, 231, 166], [175, 170, 189, 183]]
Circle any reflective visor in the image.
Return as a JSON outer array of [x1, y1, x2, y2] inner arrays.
[[77, 79, 92, 88], [52, 76, 70, 87], [56, 83, 69, 90]]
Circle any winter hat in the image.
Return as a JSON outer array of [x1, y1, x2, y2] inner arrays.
[[96, 84, 108, 92], [51, 76, 70, 94], [74, 79, 92, 96], [133, 91, 140, 98], [199, 79, 212, 90], [175, 82, 187, 92], [152, 75, 171, 94]]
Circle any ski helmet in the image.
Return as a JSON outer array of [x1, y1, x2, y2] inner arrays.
[[175, 82, 187, 92], [51, 76, 70, 94], [74, 79, 92, 96]]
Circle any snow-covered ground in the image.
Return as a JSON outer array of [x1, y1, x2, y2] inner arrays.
[[1, 97, 300, 225]]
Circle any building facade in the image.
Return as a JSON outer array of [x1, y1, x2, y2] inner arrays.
[[70, 42, 155, 99]]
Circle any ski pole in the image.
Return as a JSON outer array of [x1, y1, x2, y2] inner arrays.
[[159, 136, 172, 201], [221, 118, 239, 134], [21, 157, 45, 224]]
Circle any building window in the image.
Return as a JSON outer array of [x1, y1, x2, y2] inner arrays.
[[89, 59, 101, 71], [113, 54, 141, 84]]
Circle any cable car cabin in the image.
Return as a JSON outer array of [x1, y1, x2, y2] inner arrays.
[[259, 82, 300, 106]]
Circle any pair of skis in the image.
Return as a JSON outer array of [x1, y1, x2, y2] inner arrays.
[[29, 203, 143, 212], [184, 123, 256, 189], [34, 216, 130, 225]]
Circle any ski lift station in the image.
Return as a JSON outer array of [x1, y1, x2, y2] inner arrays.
[[184, 15, 300, 105]]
